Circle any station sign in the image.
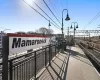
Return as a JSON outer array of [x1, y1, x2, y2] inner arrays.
[[7, 33, 50, 56]]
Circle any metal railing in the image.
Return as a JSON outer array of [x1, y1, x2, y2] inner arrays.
[[0, 44, 59, 80], [0, 63, 2, 80]]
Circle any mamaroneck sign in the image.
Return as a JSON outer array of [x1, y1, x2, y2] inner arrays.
[[12, 38, 46, 48], [8, 33, 50, 56]]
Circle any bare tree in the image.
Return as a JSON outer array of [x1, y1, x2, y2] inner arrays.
[[16, 31, 26, 34], [27, 31, 35, 34], [35, 27, 53, 35], [39, 27, 48, 34], [48, 29, 54, 34]]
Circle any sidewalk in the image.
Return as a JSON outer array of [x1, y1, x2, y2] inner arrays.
[[36, 45, 100, 80], [67, 45, 100, 80]]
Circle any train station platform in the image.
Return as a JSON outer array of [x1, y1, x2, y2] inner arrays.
[[36, 45, 100, 80]]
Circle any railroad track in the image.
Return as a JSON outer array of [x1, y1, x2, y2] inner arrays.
[[76, 40, 100, 66], [76, 40, 100, 73]]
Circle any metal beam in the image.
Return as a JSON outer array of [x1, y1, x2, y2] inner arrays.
[[69, 30, 100, 33]]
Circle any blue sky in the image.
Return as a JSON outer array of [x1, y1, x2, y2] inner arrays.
[[0, 0, 100, 34]]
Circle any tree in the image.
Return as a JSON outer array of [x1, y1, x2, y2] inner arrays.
[[35, 27, 53, 35], [16, 31, 26, 34], [27, 31, 35, 34], [48, 29, 53, 34]]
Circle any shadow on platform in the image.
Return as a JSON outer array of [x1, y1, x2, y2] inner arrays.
[[66, 48, 87, 58], [37, 53, 69, 80], [66, 48, 93, 67]]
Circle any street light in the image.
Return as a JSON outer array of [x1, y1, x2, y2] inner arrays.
[[61, 9, 70, 52], [48, 20, 51, 27], [70, 22, 78, 39], [62, 9, 70, 37], [48, 20, 51, 45]]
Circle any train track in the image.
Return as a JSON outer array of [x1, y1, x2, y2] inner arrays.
[[76, 40, 100, 73]]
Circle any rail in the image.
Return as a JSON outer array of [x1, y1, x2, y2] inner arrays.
[[0, 44, 59, 80], [76, 40, 100, 67]]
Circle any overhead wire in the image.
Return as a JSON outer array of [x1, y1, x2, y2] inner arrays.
[[34, 2, 61, 28], [43, 0, 62, 26], [83, 12, 100, 29], [89, 15, 100, 25], [88, 12, 100, 24], [49, 0, 61, 20], [23, 0, 61, 30]]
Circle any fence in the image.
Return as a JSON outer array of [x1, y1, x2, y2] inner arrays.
[[0, 63, 2, 80], [0, 44, 59, 80]]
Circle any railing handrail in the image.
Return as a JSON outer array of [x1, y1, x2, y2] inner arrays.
[[0, 44, 56, 64], [7, 44, 55, 61], [0, 43, 59, 80]]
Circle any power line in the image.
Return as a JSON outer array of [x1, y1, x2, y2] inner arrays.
[[43, 0, 62, 26], [88, 12, 100, 24], [89, 15, 100, 25], [23, 0, 61, 30], [34, 2, 61, 28], [49, 0, 61, 20], [83, 12, 100, 29]]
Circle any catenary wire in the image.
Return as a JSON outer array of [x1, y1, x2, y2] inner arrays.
[[83, 12, 100, 29], [43, 0, 62, 26], [23, 0, 61, 30], [34, 2, 61, 28], [49, 0, 61, 20]]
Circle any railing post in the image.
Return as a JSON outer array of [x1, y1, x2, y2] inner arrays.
[[34, 51, 37, 79], [55, 45, 56, 55], [51, 45, 52, 59], [2, 36, 9, 80], [45, 48, 47, 66], [9, 60, 13, 80], [49, 45, 51, 66]]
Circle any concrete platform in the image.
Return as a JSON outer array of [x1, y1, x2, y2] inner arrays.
[[67, 45, 100, 80], [36, 45, 100, 80]]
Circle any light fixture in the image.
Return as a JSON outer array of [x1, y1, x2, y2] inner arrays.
[[76, 25, 78, 28], [70, 25, 73, 29], [48, 20, 51, 26], [65, 13, 70, 21]]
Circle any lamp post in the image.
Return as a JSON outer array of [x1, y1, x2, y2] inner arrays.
[[62, 9, 70, 38], [48, 20, 51, 45], [61, 9, 70, 52], [70, 22, 78, 39]]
